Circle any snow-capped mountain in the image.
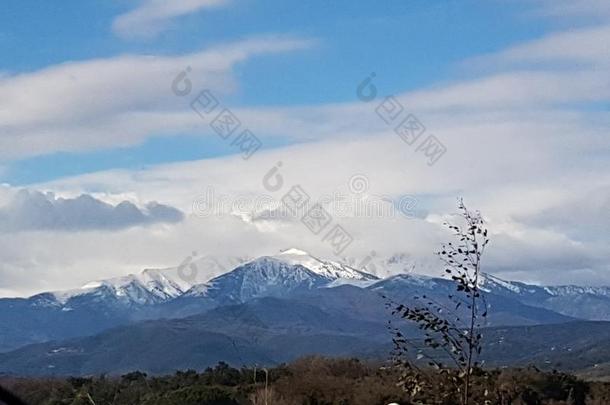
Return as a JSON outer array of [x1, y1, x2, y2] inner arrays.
[[1, 249, 610, 354], [182, 249, 380, 303], [478, 273, 610, 321], [370, 272, 610, 322], [480, 273, 610, 298], [184, 257, 333, 303], [45, 269, 186, 307], [32, 254, 250, 309]]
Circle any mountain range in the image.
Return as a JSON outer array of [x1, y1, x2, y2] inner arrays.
[[1, 248, 609, 376]]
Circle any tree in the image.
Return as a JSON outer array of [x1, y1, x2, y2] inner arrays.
[[387, 199, 490, 405]]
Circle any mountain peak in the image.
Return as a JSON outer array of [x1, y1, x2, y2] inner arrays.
[[49, 267, 190, 306], [269, 249, 379, 282], [278, 248, 310, 256], [184, 257, 330, 302], [183, 251, 380, 303]]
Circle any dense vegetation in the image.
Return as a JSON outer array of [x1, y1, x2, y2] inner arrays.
[[2, 357, 610, 405]]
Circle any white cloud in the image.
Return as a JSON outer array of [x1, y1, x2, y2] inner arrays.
[[113, 0, 230, 39], [19, 121, 608, 292], [4, 4, 610, 295], [515, 186, 610, 242], [466, 24, 610, 70], [2, 120, 610, 295], [0, 36, 313, 160]]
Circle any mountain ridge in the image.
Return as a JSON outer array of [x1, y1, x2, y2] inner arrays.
[[0, 249, 609, 354]]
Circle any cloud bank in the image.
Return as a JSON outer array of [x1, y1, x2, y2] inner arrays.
[[0, 36, 313, 161], [2, 1, 610, 296], [0, 189, 183, 231]]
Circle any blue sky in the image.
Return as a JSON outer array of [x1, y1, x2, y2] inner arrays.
[[2, 0, 610, 295], [0, 0, 552, 185]]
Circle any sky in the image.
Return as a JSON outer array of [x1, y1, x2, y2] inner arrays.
[[1, 0, 610, 296]]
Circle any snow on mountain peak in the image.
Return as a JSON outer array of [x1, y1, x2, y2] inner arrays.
[[478, 273, 525, 294], [183, 251, 380, 302], [279, 248, 310, 256], [271, 249, 379, 281], [49, 266, 201, 306], [40, 250, 378, 307], [49, 270, 185, 306], [41, 248, 610, 315], [184, 256, 331, 301]]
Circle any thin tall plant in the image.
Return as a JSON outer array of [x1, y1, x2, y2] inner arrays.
[[387, 199, 490, 405]]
